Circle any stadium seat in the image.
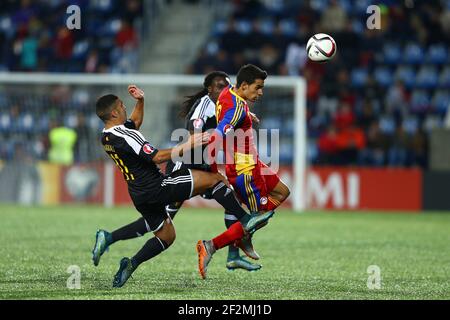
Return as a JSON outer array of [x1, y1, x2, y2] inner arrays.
[[261, 117, 282, 130], [353, 0, 372, 15], [423, 114, 442, 133], [426, 44, 448, 65], [307, 139, 319, 163], [260, 19, 275, 35], [37, 115, 50, 134], [374, 66, 393, 87], [17, 113, 34, 134], [395, 65, 416, 88], [383, 43, 402, 65], [402, 116, 419, 135], [64, 113, 79, 129], [0, 114, 11, 133], [379, 115, 396, 135], [415, 66, 439, 89], [403, 43, 425, 65], [213, 21, 227, 36], [439, 67, 450, 88], [235, 20, 252, 34], [351, 68, 368, 88], [72, 41, 90, 61], [279, 19, 297, 36], [410, 90, 431, 112], [431, 90, 450, 114]]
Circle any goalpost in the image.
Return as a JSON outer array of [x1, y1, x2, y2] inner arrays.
[[0, 73, 306, 211]]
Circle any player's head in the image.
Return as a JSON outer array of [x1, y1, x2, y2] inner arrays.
[[204, 71, 230, 102], [180, 71, 229, 118], [236, 64, 267, 102], [96, 94, 127, 124]]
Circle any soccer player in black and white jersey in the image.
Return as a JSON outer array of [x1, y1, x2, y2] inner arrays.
[[165, 71, 263, 272], [93, 85, 271, 286]]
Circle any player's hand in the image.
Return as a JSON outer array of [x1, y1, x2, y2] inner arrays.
[[187, 132, 210, 149], [249, 112, 260, 124], [128, 85, 144, 100]]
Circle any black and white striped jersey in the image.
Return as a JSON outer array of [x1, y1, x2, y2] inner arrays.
[[184, 94, 216, 167], [101, 119, 163, 204], [185, 94, 217, 133]]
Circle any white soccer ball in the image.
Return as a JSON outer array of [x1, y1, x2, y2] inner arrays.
[[306, 33, 337, 62]]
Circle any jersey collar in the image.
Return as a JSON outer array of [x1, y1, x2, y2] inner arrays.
[[230, 86, 245, 102], [103, 124, 125, 133]]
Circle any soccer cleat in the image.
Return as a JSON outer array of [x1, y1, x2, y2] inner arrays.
[[196, 240, 213, 279], [92, 229, 110, 266], [234, 234, 260, 260], [226, 256, 262, 271], [112, 257, 136, 288], [243, 210, 274, 234]]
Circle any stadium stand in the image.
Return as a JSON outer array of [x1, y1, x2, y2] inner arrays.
[[187, 0, 450, 168], [0, 0, 449, 169]]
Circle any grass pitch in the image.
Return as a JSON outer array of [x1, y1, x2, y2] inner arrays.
[[0, 205, 449, 300]]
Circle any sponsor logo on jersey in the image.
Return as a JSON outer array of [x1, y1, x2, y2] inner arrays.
[[143, 144, 155, 154], [223, 124, 234, 135], [260, 196, 268, 205], [193, 118, 204, 129]]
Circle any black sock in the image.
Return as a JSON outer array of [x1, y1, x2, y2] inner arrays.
[[224, 212, 240, 259], [212, 182, 249, 221], [111, 218, 150, 243], [131, 237, 169, 268]]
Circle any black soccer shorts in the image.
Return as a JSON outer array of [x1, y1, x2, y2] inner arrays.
[[134, 167, 194, 232]]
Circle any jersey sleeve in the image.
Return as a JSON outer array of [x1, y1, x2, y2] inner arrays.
[[116, 126, 159, 163], [138, 142, 159, 163], [187, 98, 216, 132], [215, 100, 247, 137]]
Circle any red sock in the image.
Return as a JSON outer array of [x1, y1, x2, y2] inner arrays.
[[212, 221, 244, 250]]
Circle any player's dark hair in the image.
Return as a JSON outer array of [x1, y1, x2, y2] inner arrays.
[[96, 94, 119, 122], [236, 64, 267, 88], [179, 71, 229, 118]]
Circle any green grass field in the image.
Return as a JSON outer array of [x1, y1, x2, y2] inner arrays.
[[0, 205, 449, 300]]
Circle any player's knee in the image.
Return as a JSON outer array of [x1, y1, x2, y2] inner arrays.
[[166, 232, 176, 247], [159, 228, 176, 247], [282, 186, 291, 201]]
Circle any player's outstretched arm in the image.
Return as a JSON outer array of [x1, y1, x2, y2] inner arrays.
[[151, 132, 210, 164], [128, 84, 145, 130]]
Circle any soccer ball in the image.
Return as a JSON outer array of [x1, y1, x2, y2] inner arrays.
[[306, 33, 337, 62]]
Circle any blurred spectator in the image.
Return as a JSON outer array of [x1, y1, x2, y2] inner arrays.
[[335, 124, 366, 166], [55, 27, 74, 61], [48, 120, 77, 165], [410, 128, 428, 168], [320, 0, 347, 33], [116, 20, 138, 49], [388, 125, 410, 166], [385, 80, 409, 120], [19, 25, 39, 71], [285, 42, 307, 76], [334, 103, 355, 131], [85, 49, 99, 73], [317, 125, 339, 165], [358, 121, 390, 166]]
